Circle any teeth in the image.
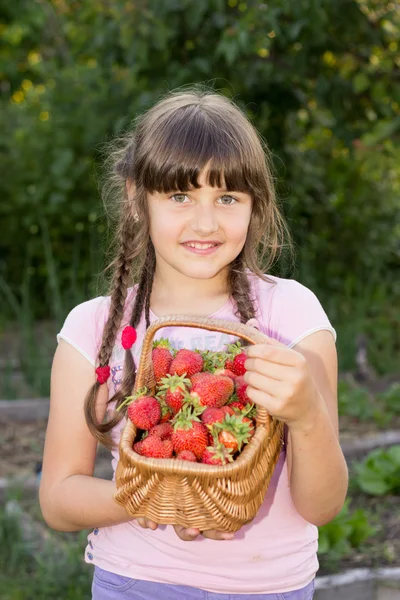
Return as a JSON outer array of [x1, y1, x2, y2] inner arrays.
[[185, 243, 216, 249]]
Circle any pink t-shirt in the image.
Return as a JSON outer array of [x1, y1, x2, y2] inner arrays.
[[57, 273, 336, 594]]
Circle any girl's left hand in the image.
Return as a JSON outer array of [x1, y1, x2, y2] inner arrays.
[[244, 340, 324, 433]]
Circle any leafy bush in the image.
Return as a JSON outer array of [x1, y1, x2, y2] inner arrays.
[[318, 499, 376, 561], [354, 446, 400, 496], [338, 379, 400, 427]]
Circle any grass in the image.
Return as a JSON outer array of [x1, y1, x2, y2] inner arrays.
[[0, 501, 92, 600]]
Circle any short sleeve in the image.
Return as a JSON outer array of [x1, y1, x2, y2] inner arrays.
[[267, 278, 336, 348], [56, 297, 110, 366]]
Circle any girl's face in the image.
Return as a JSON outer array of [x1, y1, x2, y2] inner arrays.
[[147, 168, 253, 284]]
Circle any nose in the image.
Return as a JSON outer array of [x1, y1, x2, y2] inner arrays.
[[190, 203, 219, 236]]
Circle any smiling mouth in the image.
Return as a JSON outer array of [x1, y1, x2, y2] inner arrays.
[[181, 242, 221, 249]]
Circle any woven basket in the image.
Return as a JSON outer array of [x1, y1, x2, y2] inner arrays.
[[114, 315, 284, 532]]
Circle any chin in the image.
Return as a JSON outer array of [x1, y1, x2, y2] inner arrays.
[[175, 262, 228, 280]]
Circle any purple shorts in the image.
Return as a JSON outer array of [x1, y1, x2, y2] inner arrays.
[[91, 566, 315, 599]]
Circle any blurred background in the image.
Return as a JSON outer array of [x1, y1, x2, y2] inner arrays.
[[0, 1, 399, 599]]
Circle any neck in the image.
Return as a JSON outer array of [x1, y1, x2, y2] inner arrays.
[[150, 265, 231, 316]]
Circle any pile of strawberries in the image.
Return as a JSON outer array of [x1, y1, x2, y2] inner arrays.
[[119, 340, 256, 465]]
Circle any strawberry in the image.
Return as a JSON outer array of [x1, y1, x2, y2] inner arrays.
[[134, 435, 174, 458], [152, 338, 173, 383], [231, 352, 247, 376], [221, 405, 235, 416], [214, 368, 236, 380], [171, 406, 209, 460], [176, 450, 197, 462], [190, 373, 234, 408], [200, 407, 226, 428], [190, 372, 210, 385], [235, 376, 251, 404], [229, 401, 246, 412], [170, 349, 203, 377], [201, 443, 234, 465], [156, 394, 174, 423], [225, 342, 247, 376], [212, 414, 253, 453], [123, 390, 161, 430], [148, 422, 173, 440], [158, 373, 192, 414], [242, 416, 255, 438]]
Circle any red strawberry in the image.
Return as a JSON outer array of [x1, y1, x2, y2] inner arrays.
[[214, 368, 236, 380], [176, 450, 197, 462], [157, 396, 174, 423], [126, 394, 161, 430], [213, 414, 253, 453], [217, 430, 240, 453], [152, 338, 173, 383], [190, 374, 234, 408], [171, 407, 209, 460], [232, 352, 247, 376], [190, 372, 210, 385], [221, 405, 235, 416], [225, 342, 247, 376], [235, 376, 251, 404], [170, 349, 203, 377], [158, 374, 192, 414], [201, 443, 234, 465], [242, 416, 255, 438], [200, 407, 226, 428], [134, 435, 173, 458], [148, 422, 173, 440], [229, 401, 246, 412]]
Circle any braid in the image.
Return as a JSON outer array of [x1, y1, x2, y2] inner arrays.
[[228, 255, 257, 324], [84, 240, 157, 450]]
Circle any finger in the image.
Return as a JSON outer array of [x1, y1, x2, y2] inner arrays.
[[246, 385, 279, 411], [245, 370, 292, 400], [244, 357, 289, 382], [246, 343, 297, 366], [201, 529, 235, 541], [173, 524, 201, 541], [137, 518, 158, 530]]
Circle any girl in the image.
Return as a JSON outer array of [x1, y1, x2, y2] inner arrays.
[[39, 87, 348, 600]]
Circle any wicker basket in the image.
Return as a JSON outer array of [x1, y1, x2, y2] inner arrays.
[[114, 315, 284, 532]]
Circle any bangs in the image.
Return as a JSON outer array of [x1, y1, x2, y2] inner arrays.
[[137, 104, 262, 194]]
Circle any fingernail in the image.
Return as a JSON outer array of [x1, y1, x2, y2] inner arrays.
[[223, 533, 235, 540], [186, 528, 199, 536]]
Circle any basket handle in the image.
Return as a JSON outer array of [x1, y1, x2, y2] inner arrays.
[[134, 314, 273, 426]]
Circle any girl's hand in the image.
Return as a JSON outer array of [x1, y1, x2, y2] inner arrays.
[[137, 517, 158, 530], [173, 525, 234, 541], [137, 519, 235, 541], [244, 339, 324, 433]]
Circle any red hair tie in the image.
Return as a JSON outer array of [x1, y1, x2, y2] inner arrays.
[[96, 365, 111, 384], [121, 325, 137, 349]]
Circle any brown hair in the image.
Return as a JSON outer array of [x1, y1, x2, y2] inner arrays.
[[85, 85, 293, 449]]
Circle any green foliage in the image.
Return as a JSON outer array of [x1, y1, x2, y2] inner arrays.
[[1, 0, 399, 374], [354, 445, 400, 496], [338, 379, 400, 427], [0, 505, 91, 599], [318, 499, 376, 561]]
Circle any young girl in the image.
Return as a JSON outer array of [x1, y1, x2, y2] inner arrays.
[[39, 87, 348, 600]]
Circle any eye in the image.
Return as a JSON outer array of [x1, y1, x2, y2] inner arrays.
[[170, 193, 189, 203], [218, 195, 238, 205]]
